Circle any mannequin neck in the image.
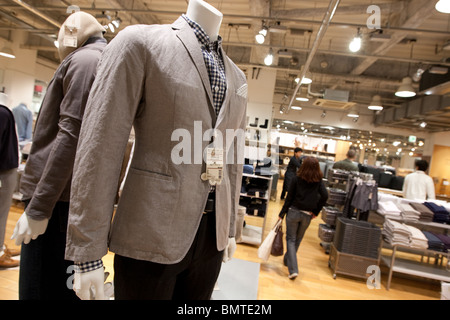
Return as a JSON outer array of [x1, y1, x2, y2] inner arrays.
[[0, 93, 8, 107], [186, 0, 223, 41]]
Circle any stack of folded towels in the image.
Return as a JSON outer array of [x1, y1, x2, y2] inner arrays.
[[423, 202, 450, 224], [397, 203, 421, 222], [382, 219, 411, 246], [403, 225, 428, 249], [378, 201, 402, 220], [408, 203, 434, 223]]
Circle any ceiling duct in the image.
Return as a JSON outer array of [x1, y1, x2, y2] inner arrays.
[[419, 66, 450, 95], [406, 98, 423, 119]]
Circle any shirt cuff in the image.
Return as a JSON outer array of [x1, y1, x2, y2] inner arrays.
[[74, 260, 103, 273]]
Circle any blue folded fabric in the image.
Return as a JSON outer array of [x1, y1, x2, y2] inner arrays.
[[422, 231, 446, 252], [424, 202, 450, 224]]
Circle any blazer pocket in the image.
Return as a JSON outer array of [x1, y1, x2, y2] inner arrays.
[[236, 84, 248, 99], [129, 167, 173, 182]]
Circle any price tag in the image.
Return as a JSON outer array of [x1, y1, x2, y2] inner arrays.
[[63, 26, 78, 48], [201, 148, 224, 186]]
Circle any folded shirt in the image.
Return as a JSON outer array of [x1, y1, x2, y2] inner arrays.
[[409, 203, 434, 222], [422, 231, 446, 252], [397, 203, 420, 222]]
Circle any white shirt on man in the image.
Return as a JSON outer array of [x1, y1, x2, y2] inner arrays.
[[402, 170, 435, 201]]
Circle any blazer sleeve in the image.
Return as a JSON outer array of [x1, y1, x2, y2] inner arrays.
[[227, 95, 247, 238], [65, 28, 146, 262], [26, 47, 102, 221]]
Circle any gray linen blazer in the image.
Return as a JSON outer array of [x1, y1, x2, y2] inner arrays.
[[65, 17, 247, 264]]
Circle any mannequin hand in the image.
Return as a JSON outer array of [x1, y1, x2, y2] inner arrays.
[[222, 237, 236, 263], [74, 267, 106, 300], [11, 212, 49, 246]]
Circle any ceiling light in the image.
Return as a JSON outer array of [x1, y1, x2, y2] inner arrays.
[[0, 46, 15, 59], [54, 40, 59, 48], [409, 152, 414, 156], [395, 77, 416, 98], [420, 121, 427, 128], [349, 29, 362, 53], [112, 17, 122, 29], [295, 97, 309, 102], [321, 110, 327, 118], [368, 95, 383, 111], [291, 106, 302, 110], [255, 27, 268, 44], [108, 23, 115, 33], [418, 141, 424, 146], [264, 48, 274, 66], [393, 141, 401, 146], [347, 111, 359, 118], [295, 74, 312, 85], [436, 0, 450, 13]]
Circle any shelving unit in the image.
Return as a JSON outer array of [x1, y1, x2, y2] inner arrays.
[[238, 173, 273, 246], [374, 211, 450, 290]]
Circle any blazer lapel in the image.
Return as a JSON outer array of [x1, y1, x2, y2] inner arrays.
[[172, 17, 216, 120], [215, 51, 234, 130]]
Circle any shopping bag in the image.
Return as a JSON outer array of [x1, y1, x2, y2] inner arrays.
[[258, 220, 282, 261], [270, 225, 284, 256]]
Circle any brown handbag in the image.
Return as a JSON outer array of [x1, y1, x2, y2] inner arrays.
[[270, 225, 284, 256]]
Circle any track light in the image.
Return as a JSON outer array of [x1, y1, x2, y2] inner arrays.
[[436, 0, 450, 13], [264, 48, 274, 66], [255, 27, 268, 44], [368, 95, 383, 111], [420, 121, 427, 128], [395, 77, 416, 98], [321, 110, 327, 118], [349, 29, 362, 52]]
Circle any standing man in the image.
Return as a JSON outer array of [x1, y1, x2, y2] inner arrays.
[[0, 92, 20, 268], [332, 149, 359, 172], [281, 147, 304, 200], [11, 12, 107, 300], [403, 159, 435, 201]]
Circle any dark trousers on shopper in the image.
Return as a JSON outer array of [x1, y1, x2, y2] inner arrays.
[[19, 201, 79, 300], [114, 201, 224, 300]]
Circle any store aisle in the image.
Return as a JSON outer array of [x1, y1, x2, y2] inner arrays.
[[0, 182, 442, 300]]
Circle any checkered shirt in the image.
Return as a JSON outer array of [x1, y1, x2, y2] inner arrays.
[[74, 260, 103, 273], [182, 14, 227, 116]]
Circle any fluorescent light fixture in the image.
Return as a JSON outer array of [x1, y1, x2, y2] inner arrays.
[[0, 46, 15, 59], [295, 97, 309, 102], [283, 120, 294, 124], [395, 77, 416, 98], [112, 17, 122, 29], [347, 111, 359, 118], [368, 95, 383, 111], [349, 35, 362, 52], [108, 23, 115, 33], [291, 106, 302, 110], [295, 75, 312, 84], [436, 0, 450, 13], [264, 48, 274, 66]]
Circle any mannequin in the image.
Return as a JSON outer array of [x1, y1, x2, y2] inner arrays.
[[66, 0, 246, 300], [11, 12, 107, 300]]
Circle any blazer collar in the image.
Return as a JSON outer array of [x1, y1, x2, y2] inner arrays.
[[172, 16, 216, 120]]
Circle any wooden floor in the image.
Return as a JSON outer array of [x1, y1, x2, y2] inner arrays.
[[0, 181, 443, 300]]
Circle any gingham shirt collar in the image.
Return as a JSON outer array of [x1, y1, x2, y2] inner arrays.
[[182, 14, 227, 116]]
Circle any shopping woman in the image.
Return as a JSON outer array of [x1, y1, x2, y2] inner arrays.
[[279, 156, 328, 279]]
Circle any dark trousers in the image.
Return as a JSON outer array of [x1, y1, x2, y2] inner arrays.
[[114, 209, 224, 300], [19, 201, 79, 300]]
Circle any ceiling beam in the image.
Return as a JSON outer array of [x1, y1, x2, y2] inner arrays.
[[350, 0, 438, 76]]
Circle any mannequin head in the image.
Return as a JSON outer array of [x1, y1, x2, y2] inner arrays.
[[57, 11, 106, 61], [186, 0, 223, 41], [0, 93, 8, 107]]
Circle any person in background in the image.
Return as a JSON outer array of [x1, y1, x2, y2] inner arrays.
[[281, 147, 304, 200], [332, 148, 359, 172], [0, 93, 20, 268], [12, 103, 33, 142], [278, 156, 328, 279], [403, 159, 435, 201]]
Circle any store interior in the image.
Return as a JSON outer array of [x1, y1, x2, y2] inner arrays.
[[1, 0, 450, 300]]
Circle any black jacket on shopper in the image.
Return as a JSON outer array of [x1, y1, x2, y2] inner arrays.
[[279, 176, 328, 218], [0, 104, 19, 172]]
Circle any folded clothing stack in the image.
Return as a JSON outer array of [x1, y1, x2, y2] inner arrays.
[[382, 219, 411, 246], [422, 231, 447, 252], [423, 202, 450, 224], [403, 225, 428, 250], [397, 203, 420, 222], [434, 233, 450, 251], [409, 203, 434, 223], [377, 201, 402, 220]]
